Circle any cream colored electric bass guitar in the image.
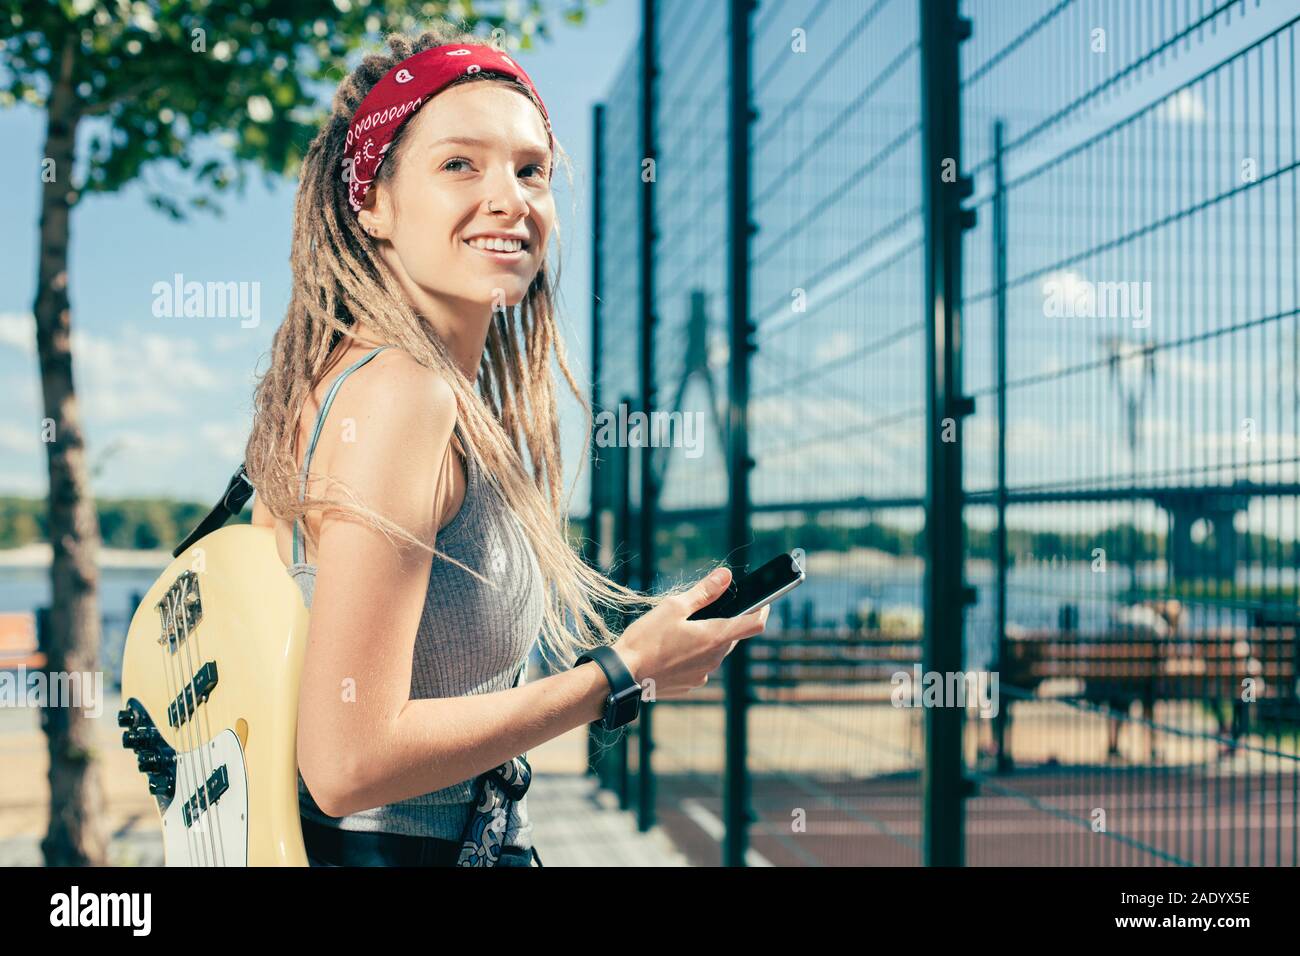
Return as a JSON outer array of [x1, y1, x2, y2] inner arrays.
[[118, 519, 310, 866]]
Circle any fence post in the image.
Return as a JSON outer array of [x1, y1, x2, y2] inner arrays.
[[587, 103, 606, 573], [636, 668, 655, 829], [723, 0, 758, 869], [920, 0, 975, 867], [590, 408, 635, 798], [635, 0, 660, 832], [992, 119, 1012, 775], [616, 406, 635, 806], [586, 102, 607, 779]]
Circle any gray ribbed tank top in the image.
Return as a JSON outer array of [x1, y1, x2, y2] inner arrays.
[[287, 344, 544, 848]]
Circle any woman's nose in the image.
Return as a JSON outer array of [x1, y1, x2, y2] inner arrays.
[[482, 166, 527, 216]]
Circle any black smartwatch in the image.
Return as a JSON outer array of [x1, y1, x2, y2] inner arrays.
[[574, 645, 641, 731]]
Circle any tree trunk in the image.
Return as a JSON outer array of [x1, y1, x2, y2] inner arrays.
[[35, 29, 107, 868]]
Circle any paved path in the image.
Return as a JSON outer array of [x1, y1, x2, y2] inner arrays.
[[12, 689, 1284, 866], [0, 689, 686, 866], [524, 773, 688, 866]]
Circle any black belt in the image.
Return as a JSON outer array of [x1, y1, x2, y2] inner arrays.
[[301, 815, 539, 867]]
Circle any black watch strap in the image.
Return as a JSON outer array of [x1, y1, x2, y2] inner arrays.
[[574, 645, 641, 730]]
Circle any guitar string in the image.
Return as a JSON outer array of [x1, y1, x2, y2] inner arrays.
[[174, 574, 222, 866], [156, 588, 201, 866], [166, 584, 211, 866], [178, 565, 228, 865]]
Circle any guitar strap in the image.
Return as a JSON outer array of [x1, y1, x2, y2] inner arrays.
[[172, 464, 254, 558], [175, 339, 390, 558], [173, 347, 391, 558]]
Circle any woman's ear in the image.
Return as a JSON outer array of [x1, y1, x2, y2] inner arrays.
[[358, 184, 391, 239]]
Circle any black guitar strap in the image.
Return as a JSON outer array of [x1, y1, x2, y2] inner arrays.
[[172, 464, 254, 558], [176, 338, 362, 559]]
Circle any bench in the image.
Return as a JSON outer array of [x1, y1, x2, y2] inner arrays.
[[1002, 626, 1298, 757], [745, 630, 922, 703], [0, 612, 45, 671]]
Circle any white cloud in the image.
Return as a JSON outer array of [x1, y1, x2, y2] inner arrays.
[[0, 422, 36, 455], [1187, 427, 1299, 459], [67, 328, 219, 421], [1039, 269, 1089, 306], [113, 431, 190, 461], [747, 392, 925, 496], [0, 470, 45, 496], [199, 421, 248, 461], [1036, 352, 1064, 377], [1, 314, 221, 421], [812, 330, 855, 366], [0, 312, 36, 356], [1163, 353, 1218, 385], [1007, 418, 1079, 455], [212, 333, 250, 353], [1160, 88, 1208, 123]]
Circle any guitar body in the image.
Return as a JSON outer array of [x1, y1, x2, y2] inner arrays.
[[118, 524, 310, 866]]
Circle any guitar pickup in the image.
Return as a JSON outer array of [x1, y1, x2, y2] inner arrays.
[[182, 765, 230, 828], [167, 661, 219, 729]]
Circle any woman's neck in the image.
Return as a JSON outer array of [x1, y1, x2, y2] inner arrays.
[[347, 311, 489, 382], [423, 307, 490, 383]]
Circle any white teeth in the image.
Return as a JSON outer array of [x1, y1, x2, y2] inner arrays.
[[467, 237, 524, 253]]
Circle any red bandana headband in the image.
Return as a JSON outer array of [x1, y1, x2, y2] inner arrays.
[[343, 43, 553, 215]]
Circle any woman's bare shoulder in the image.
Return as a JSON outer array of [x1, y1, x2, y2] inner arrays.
[[349, 346, 455, 405], [310, 348, 459, 524]]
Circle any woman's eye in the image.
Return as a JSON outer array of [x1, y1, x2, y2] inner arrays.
[[443, 158, 545, 177]]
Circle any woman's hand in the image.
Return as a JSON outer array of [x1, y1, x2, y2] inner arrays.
[[612, 567, 770, 701]]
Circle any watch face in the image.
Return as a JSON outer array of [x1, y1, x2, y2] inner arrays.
[[613, 683, 642, 703], [606, 685, 640, 729]]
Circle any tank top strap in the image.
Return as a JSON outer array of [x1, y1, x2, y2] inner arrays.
[[293, 344, 395, 565]]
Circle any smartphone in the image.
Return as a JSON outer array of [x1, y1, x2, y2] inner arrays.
[[687, 550, 806, 621]]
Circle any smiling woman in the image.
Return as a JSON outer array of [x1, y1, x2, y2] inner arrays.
[[238, 19, 768, 870], [357, 82, 556, 321]]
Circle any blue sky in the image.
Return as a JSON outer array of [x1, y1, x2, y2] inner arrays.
[[2, 0, 1296, 548], [0, 1, 638, 515]]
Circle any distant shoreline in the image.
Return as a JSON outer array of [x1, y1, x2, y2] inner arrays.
[[802, 546, 914, 574], [0, 544, 172, 570], [0, 543, 915, 573]]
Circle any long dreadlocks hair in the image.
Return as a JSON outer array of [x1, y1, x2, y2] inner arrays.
[[245, 21, 700, 669]]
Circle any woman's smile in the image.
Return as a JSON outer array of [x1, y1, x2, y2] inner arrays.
[[462, 238, 530, 263]]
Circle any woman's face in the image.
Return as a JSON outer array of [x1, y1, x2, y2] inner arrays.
[[360, 81, 555, 311]]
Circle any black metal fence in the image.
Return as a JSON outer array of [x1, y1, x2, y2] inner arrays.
[[960, 0, 1300, 867], [587, 0, 1299, 866]]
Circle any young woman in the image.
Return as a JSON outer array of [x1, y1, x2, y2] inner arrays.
[[246, 23, 769, 867]]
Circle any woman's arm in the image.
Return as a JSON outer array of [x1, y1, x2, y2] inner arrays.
[[341, 656, 611, 816], [294, 349, 610, 818]]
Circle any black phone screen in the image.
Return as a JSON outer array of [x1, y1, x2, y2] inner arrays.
[[687, 552, 804, 621]]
